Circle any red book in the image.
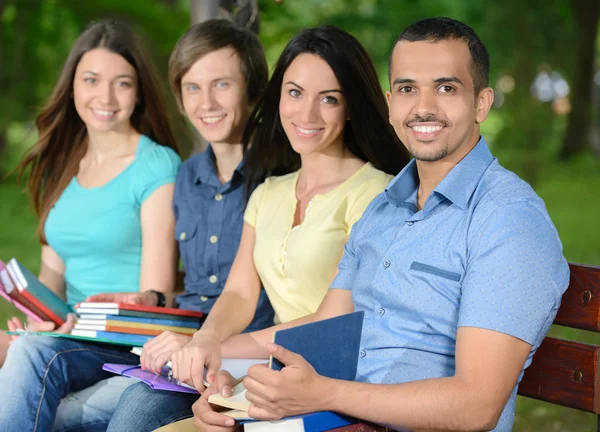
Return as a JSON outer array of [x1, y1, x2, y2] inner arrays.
[[7, 287, 55, 322], [327, 423, 393, 432]]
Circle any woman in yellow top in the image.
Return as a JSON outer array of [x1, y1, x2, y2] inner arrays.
[[141, 26, 409, 388]]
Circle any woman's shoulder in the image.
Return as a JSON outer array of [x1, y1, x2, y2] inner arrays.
[[136, 135, 182, 177], [345, 163, 393, 197]]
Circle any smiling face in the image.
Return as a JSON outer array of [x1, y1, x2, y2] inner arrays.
[[180, 46, 249, 145], [386, 39, 493, 163], [72, 48, 138, 134], [279, 53, 348, 157]]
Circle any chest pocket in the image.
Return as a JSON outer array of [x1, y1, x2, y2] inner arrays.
[[175, 218, 200, 282], [410, 261, 462, 282]]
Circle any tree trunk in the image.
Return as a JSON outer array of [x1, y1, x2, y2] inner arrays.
[[559, 0, 600, 159]]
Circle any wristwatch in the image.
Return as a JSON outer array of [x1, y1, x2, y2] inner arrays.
[[147, 290, 166, 307]]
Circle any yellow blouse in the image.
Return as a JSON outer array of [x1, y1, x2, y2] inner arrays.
[[244, 163, 392, 324]]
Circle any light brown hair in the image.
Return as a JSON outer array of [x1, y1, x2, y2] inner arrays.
[[168, 19, 268, 110], [17, 20, 180, 243]]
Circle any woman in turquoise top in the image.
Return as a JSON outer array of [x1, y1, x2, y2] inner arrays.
[[0, 21, 181, 431]]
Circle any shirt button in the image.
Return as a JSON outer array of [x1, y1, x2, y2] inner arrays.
[[359, 350, 366, 358], [179, 232, 186, 241], [378, 308, 385, 316], [209, 235, 218, 244], [200, 296, 208, 302], [383, 260, 391, 268], [407, 221, 414, 226], [209, 275, 218, 283], [215, 193, 223, 201]]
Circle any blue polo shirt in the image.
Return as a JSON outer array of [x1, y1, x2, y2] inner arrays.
[[332, 138, 569, 431], [174, 146, 274, 332]]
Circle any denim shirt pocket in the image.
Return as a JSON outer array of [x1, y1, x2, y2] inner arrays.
[[175, 217, 200, 282], [410, 261, 462, 282]]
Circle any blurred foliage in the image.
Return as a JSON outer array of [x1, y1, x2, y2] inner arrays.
[[0, 0, 599, 430]]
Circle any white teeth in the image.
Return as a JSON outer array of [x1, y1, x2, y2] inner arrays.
[[412, 125, 443, 133], [93, 109, 115, 116], [297, 126, 319, 134], [202, 115, 225, 124]]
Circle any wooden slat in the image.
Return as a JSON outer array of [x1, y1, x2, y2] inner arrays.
[[553, 263, 600, 332], [518, 337, 600, 413]]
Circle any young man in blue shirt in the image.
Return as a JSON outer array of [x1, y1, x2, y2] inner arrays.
[[193, 17, 569, 432], [53, 19, 274, 431]]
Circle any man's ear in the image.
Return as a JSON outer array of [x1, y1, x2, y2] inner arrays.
[[385, 91, 392, 125], [475, 87, 494, 124]]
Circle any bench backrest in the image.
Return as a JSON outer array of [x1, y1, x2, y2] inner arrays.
[[517, 263, 600, 413]]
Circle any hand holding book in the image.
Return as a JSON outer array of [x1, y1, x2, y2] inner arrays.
[[140, 330, 192, 375], [83, 291, 159, 307], [170, 329, 223, 392], [192, 370, 241, 430], [6, 313, 76, 342]]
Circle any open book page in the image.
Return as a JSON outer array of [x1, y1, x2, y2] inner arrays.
[[207, 381, 250, 412]]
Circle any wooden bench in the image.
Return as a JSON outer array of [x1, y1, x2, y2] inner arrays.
[[518, 263, 600, 431]]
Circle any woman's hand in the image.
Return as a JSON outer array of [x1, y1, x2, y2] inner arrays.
[[84, 291, 158, 306], [6, 313, 76, 341], [140, 331, 192, 373], [171, 330, 223, 392]]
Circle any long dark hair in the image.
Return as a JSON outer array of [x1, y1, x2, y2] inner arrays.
[[17, 20, 180, 242], [242, 25, 409, 196]]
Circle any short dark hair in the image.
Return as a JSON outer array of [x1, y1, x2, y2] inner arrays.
[[389, 17, 490, 95], [242, 25, 410, 197], [169, 19, 268, 109]]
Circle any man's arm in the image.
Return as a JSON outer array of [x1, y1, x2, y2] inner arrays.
[[245, 326, 530, 431]]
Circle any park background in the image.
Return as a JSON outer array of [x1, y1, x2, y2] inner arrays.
[[0, 0, 599, 430]]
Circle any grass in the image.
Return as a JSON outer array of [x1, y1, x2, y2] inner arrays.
[[0, 160, 599, 430]]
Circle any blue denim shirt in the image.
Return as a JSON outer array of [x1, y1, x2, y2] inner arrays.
[[332, 138, 569, 431], [174, 146, 274, 332]]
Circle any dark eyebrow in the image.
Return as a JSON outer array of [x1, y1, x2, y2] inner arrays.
[[392, 78, 416, 86], [434, 76, 463, 86], [284, 81, 343, 94]]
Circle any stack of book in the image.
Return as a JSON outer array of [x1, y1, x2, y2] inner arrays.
[[73, 302, 205, 345], [1, 257, 204, 347]]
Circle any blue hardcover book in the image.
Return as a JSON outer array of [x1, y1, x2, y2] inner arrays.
[[78, 314, 200, 329], [70, 329, 153, 346], [244, 411, 354, 431], [270, 310, 364, 380]]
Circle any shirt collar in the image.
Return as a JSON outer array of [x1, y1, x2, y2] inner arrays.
[[385, 137, 494, 210], [192, 144, 245, 186]]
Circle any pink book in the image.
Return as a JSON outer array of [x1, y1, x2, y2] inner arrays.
[[0, 260, 43, 322]]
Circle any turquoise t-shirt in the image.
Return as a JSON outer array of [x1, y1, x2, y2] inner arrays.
[[45, 135, 181, 306]]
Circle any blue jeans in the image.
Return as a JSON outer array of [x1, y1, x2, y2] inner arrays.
[[106, 382, 198, 431], [53, 376, 135, 432], [0, 335, 137, 432]]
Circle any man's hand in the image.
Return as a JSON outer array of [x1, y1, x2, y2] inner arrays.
[[140, 331, 192, 374], [84, 291, 158, 306], [7, 314, 76, 341], [170, 330, 222, 391], [192, 370, 240, 431], [244, 343, 328, 420]]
